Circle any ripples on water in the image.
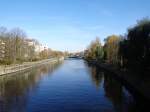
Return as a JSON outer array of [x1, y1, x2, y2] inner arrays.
[[0, 59, 142, 112]]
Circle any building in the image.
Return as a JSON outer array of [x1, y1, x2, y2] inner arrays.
[[0, 39, 5, 60], [34, 44, 48, 53], [24, 39, 49, 59]]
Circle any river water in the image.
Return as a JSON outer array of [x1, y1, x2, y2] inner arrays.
[[0, 59, 141, 112]]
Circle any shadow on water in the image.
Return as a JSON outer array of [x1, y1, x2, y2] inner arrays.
[[0, 61, 63, 112], [86, 65, 143, 112]]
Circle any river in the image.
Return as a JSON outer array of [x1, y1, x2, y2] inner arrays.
[[0, 59, 142, 112]]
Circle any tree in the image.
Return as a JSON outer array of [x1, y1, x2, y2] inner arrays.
[[9, 28, 27, 63], [104, 35, 121, 65], [119, 18, 150, 70], [85, 37, 104, 61]]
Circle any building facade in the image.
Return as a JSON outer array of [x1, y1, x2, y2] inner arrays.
[[0, 39, 5, 60]]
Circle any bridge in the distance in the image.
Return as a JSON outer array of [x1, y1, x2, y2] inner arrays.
[[66, 52, 84, 59]]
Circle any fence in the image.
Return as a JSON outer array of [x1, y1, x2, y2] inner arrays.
[[0, 57, 64, 76]]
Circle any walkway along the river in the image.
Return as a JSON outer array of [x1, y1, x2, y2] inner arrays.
[[87, 60, 150, 109], [0, 57, 64, 76]]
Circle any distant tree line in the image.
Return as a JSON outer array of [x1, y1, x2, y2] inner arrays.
[[85, 18, 150, 72], [0, 27, 65, 65]]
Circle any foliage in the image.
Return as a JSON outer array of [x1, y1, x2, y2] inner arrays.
[[104, 35, 121, 65], [85, 37, 104, 61], [119, 18, 150, 70], [0, 26, 65, 65]]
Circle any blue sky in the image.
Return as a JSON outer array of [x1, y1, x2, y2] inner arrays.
[[0, 0, 150, 52]]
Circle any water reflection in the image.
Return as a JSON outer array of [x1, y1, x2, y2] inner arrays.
[[87, 65, 137, 112], [0, 61, 62, 112], [88, 66, 103, 88], [0, 60, 144, 112], [104, 73, 125, 112]]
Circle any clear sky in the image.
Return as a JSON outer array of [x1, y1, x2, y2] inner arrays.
[[0, 0, 150, 52]]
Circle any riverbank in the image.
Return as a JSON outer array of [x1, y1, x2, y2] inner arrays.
[[86, 60, 150, 107], [0, 57, 64, 76]]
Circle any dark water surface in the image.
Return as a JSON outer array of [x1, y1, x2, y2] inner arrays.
[[0, 59, 141, 112]]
